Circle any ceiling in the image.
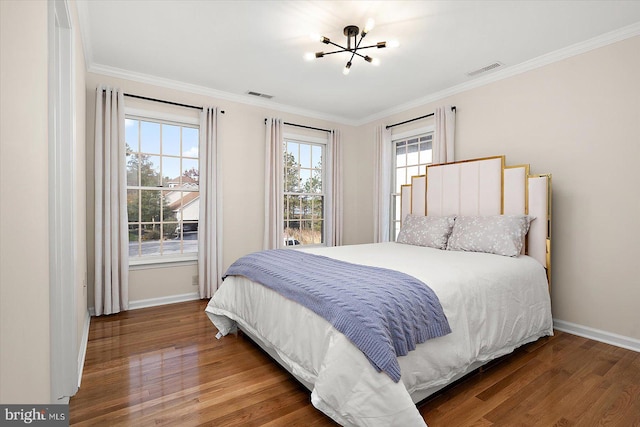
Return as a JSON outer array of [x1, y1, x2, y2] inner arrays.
[[77, 1, 640, 125]]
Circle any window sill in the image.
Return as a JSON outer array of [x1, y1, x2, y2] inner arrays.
[[129, 255, 198, 270]]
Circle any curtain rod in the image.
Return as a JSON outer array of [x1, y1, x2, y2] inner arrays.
[[264, 118, 331, 133], [386, 106, 456, 130], [102, 89, 225, 114], [124, 93, 205, 111]]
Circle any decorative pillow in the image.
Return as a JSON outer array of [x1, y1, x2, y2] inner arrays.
[[397, 215, 456, 250], [446, 215, 535, 257]]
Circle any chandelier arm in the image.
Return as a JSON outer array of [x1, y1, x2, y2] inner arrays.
[[321, 41, 380, 56], [325, 40, 348, 51], [322, 49, 351, 56], [322, 45, 378, 54], [353, 44, 381, 50], [354, 33, 366, 50], [351, 50, 370, 60], [346, 48, 357, 65], [321, 48, 372, 60]]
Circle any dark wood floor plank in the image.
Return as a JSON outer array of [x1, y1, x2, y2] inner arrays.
[[418, 342, 544, 416], [70, 300, 640, 426], [573, 381, 640, 427]]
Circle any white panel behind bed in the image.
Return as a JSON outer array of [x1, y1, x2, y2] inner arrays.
[[426, 157, 503, 216], [400, 155, 551, 280], [411, 175, 427, 216], [504, 165, 528, 215]]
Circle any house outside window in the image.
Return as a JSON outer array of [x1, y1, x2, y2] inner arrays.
[[125, 112, 200, 262], [391, 128, 434, 239], [283, 135, 326, 246]]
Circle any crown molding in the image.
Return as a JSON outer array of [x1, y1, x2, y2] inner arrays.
[[86, 62, 358, 126], [357, 22, 640, 126]]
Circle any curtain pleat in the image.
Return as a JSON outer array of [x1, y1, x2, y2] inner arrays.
[[374, 125, 392, 242], [198, 107, 223, 299], [263, 118, 283, 250], [94, 86, 128, 316], [433, 106, 456, 163], [326, 130, 343, 246]]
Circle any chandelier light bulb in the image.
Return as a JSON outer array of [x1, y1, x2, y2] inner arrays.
[[363, 18, 375, 34], [387, 40, 400, 49], [304, 52, 315, 61], [343, 62, 352, 75], [372, 57, 381, 66]]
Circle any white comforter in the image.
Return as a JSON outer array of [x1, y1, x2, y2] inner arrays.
[[205, 242, 553, 426]]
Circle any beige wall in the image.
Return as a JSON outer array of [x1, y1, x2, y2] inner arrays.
[[364, 36, 640, 340], [128, 265, 198, 302], [0, 0, 51, 403]]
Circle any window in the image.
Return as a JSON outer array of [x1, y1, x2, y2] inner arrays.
[[283, 136, 326, 246], [125, 115, 200, 261], [391, 130, 433, 239]]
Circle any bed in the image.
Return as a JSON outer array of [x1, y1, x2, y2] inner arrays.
[[205, 155, 553, 426]]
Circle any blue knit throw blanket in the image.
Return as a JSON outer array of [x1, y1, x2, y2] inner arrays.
[[223, 249, 451, 382]]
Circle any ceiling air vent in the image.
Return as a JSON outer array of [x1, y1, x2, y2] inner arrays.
[[246, 91, 274, 99], [466, 62, 504, 77]]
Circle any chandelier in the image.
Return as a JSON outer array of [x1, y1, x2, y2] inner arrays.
[[305, 19, 397, 75]]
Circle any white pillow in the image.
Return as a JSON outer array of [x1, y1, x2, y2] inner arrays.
[[446, 215, 534, 257], [396, 215, 456, 250]]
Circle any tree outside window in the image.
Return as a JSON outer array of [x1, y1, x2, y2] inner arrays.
[[283, 139, 324, 246]]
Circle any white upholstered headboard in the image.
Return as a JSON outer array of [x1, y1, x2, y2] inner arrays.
[[400, 155, 552, 283]]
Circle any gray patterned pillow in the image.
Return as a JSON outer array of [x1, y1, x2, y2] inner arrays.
[[447, 215, 535, 257], [397, 215, 456, 250]]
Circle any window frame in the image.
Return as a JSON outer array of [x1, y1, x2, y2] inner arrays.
[[282, 132, 329, 248], [125, 107, 201, 266], [390, 125, 434, 240]]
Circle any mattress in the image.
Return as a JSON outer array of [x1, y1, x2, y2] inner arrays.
[[205, 242, 553, 426]]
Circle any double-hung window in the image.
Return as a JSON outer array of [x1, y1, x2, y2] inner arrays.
[[283, 134, 326, 246], [125, 111, 200, 262], [391, 128, 434, 239]]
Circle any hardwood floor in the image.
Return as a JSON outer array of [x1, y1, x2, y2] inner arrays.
[[70, 300, 640, 426]]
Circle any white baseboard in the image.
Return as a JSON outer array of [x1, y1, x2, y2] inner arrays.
[[88, 292, 201, 316], [553, 319, 640, 353], [77, 309, 91, 388], [128, 292, 200, 310]]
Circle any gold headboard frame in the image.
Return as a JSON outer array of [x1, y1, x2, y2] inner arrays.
[[400, 155, 552, 285]]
